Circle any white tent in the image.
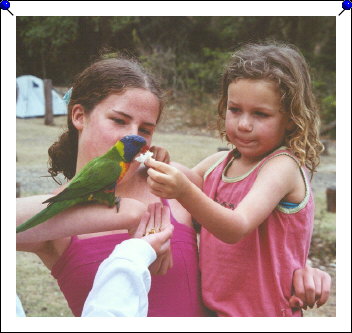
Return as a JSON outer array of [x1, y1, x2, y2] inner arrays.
[[16, 75, 67, 118]]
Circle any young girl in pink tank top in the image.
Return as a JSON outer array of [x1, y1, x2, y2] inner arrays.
[[146, 43, 331, 316]]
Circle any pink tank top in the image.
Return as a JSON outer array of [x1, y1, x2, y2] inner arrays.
[[51, 199, 208, 317], [200, 148, 314, 317]]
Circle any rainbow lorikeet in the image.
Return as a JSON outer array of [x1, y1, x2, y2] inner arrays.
[[16, 135, 147, 233]]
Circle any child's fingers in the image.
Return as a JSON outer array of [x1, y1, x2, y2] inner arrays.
[[161, 206, 171, 229], [312, 272, 322, 303], [145, 158, 173, 174], [153, 203, 162, 232], [144, 224, 173, 254], [149, 258, 162, 275], [158, 254, 171, 275], [157, 225, 174, 250], [303, 273, 316, 308], [154, 250, 172, 275], [288, 295, 304, 309], [292, 271, 306, 304], [133, 211, 150, 238], [316, 273, 331, 308], [145, 203, 156, 234], [149, 146, 171, 164], [163, 152, 171, 164], [146, 176, 169, 198], [147, 167, 170, 184], [146, 175, 163, 190], [153, 150, 166, 163], [169, 249, 173, 269]]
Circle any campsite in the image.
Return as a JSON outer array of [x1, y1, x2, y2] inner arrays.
[[16, 75, 67, 118]]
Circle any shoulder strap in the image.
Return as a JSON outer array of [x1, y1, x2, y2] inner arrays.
[[257, 149, 312, 214], [204, 150, 233, 182]]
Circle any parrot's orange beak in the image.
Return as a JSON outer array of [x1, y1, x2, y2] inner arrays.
[[140, 145, 149, 154]]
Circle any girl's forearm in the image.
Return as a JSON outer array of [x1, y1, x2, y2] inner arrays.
[[178, 183, 248, 243], [16, 196, 146, 243]]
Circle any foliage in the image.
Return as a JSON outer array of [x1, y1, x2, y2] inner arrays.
[[17, 17, 336, 137]]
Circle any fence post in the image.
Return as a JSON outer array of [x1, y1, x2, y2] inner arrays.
[[44, 79, 54, 125], [16, 182, 21, 198], [326, 185, 336, 213]]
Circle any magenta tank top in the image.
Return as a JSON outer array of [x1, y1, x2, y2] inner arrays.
[[51, 199, 208, 317], [200, 148, 314, 317]]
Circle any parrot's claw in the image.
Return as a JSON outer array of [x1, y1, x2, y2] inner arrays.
[[115, 196, 121, 212]]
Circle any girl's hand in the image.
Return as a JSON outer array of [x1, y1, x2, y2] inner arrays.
[[289, 266, 331, 310], [145, 158, 191, 199], [149, 146, 171, 164], [132, 203, 174, 275]]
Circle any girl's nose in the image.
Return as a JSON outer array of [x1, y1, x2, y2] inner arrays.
[[238, 115, 253, 132], [126, 125, 139, 136], [116, 126, 139, 143]]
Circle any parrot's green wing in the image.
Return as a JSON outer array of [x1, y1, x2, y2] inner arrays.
[[44, 156, 122, 204]]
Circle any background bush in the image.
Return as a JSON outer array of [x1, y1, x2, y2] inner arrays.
[[17, 16, 336, 134]]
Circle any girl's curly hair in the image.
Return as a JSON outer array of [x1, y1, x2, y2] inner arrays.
[[217, 42, 324, 176], [48, 56, 164, 182]]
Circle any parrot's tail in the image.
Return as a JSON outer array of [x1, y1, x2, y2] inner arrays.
[[16, 198, 83, 233]]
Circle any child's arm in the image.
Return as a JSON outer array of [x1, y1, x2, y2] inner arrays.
[[16, 195, 146, 249], [146, 155, 301, 244], [170, 162, 203, 189], [148, 145, 203, 188], [290, 264, 332, 309]]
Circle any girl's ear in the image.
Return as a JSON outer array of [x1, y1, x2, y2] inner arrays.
[[71, 105, 86, 131]]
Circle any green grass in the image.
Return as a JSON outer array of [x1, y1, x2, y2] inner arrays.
[[16, 252, 73, 317], [153, 132, 225, 168], [16, 116, 68, 168]]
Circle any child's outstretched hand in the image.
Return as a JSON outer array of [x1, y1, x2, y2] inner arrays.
[[132, 202, 174, 275], [289, 266, 331, 310], [145, 158, 191, 199], [149, 146, 171, 164]]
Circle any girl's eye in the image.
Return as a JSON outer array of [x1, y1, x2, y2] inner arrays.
[[229, 107, 240, 113], [113, 118, 126, 125], [254, 111, 268, 118], [139, 128, 151, 135]]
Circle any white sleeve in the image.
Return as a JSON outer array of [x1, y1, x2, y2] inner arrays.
[[81, 238, 156, 317], [16, 294, 26, 317]]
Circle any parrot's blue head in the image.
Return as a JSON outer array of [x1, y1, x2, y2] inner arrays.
[[120, 135, 147, 162]]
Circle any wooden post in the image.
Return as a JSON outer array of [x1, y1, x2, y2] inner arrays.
[[44, 79, 54, 125], [16, 182, 21, 198], [326, 186, 336, 213]]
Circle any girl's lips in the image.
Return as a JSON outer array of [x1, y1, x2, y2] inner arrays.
[[236, 137, 254, 145]]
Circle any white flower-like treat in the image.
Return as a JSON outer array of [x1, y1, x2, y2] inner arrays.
[[135, 150, 154, 165]]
